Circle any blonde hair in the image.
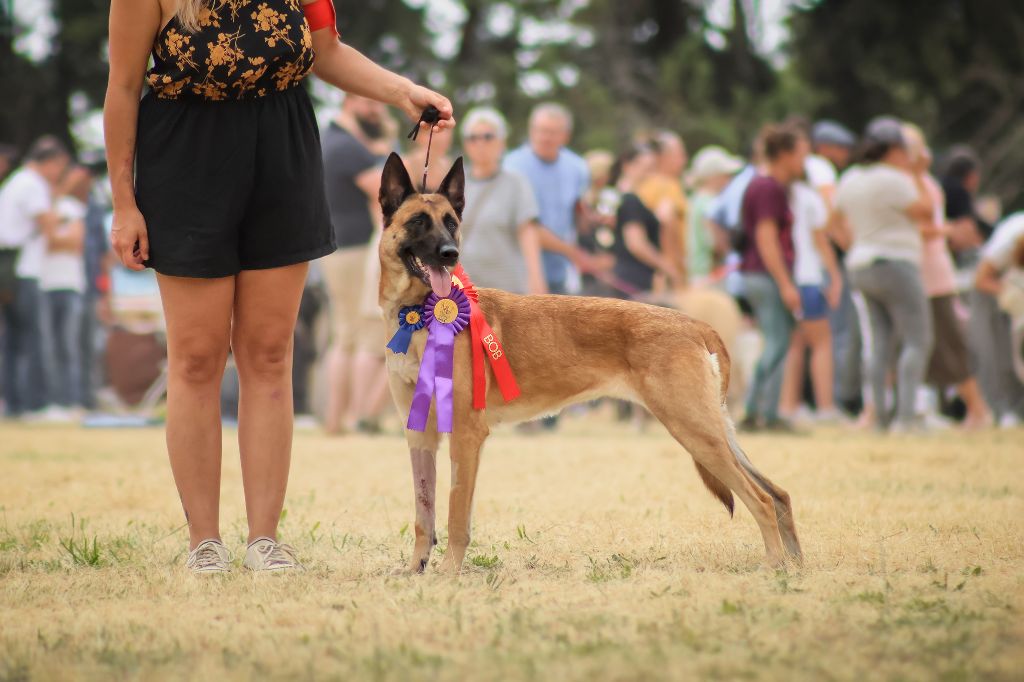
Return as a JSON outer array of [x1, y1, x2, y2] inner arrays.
[[901, 122, 928, 164], [176, 0, 207, 33]]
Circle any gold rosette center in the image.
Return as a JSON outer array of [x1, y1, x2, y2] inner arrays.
[[404, 310, 421, 326], [433, 298, 459, 325]]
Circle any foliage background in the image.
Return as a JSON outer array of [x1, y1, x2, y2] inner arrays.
[[1, 0, 1022, 209]]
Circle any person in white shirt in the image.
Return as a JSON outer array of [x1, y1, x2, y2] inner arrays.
[[40, 166, 92, 413], [971, 212, 1024, 427], [778, 180, 843, 423], [806, 121, 863, 414], [0, 137, 69, 417]]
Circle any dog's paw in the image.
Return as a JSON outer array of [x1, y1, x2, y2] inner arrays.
[[391, 558, 429, 577], [436, 557, 463, 576]]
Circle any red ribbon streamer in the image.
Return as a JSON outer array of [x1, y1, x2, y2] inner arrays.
[[452, 265, 520, 409]]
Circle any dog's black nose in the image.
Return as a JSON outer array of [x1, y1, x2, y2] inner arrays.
[[439, 244, 459, 261]]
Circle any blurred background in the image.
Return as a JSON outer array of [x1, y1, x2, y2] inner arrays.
[[1, 0, 1023, 432], [3, 0, 1023, 209]]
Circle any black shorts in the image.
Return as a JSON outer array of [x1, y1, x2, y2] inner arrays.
[[135, 85, 336, 278]]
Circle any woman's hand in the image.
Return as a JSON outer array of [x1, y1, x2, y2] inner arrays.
[[111, 206, 149, 271], [398, 81, 456, 133]]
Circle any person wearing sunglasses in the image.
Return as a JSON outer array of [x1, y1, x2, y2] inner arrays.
[[457, 107, 546, 295]]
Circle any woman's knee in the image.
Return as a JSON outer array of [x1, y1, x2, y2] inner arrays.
[[171, 338, 228, 385], [235, 334, 293, 382]]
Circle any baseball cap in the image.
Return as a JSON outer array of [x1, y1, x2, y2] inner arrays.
[[863, 116, 906, 148], [811, 120, 856, 148], [688, 145, 744, 183]]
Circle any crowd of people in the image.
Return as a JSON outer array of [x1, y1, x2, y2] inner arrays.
[[2, 101, 1024, 433]]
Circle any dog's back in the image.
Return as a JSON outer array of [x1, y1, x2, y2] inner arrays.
[[473, 289, 732, 421]]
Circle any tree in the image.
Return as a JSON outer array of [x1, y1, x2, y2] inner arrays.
[[790, 0, 1024, 210]]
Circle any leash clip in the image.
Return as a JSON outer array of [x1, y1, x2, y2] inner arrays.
[[408, 106, 441, 192]]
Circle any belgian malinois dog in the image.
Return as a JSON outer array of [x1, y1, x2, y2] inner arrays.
[[378, 152, 802, 574]]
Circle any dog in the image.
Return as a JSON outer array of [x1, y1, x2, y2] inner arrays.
[[377, 152, 802, 574]]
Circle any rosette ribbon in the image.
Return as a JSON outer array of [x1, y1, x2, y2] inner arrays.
[[386, 306, 425, 354], [407, 288, 472, 433], [452, 265, 521, 409]]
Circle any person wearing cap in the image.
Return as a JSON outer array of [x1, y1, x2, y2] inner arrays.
[[834, 116, 936, 433], [807, 120, 862, 415], [686, 146, 744, 284], [806, 120, 856, 209]]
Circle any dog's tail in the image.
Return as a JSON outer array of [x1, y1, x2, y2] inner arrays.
[[693, 461, 734, 517], [695, 336, 735, 516], [720, 403, 791, 514]]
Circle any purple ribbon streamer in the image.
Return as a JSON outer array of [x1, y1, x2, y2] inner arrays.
[[407, 289, 471, 433]]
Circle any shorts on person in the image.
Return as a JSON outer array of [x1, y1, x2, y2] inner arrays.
[[320, 245, 384, 354], [798, 285, 829, 321], [926, 293, 970, 386], [135, 86, 336, 278]]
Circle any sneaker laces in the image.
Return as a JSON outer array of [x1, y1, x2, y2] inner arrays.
[[189, 541, 230, 570], [252, 538, 302, 569], [266, 542, 300, 568]]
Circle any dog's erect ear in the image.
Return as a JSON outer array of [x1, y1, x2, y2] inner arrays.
[[436, 156, 466, 219], [379, 152, 417, 227]]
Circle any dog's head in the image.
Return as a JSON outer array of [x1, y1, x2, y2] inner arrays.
[[378, 152, 465, 301]]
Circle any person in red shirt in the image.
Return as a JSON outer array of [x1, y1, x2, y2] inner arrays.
[[738, 124, 809, 431]]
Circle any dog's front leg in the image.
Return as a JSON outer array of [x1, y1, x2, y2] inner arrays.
[[438, 416, 489, 576], [407, 434, 439, 574], [388, 370, 441, 574]]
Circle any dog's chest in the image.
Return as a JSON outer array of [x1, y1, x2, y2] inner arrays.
[[386, 330, 427, 384]]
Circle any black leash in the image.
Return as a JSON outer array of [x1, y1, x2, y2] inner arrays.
[[407, 105, 441, 192]]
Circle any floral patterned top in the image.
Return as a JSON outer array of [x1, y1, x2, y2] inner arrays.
[[146, 0, 315, 101]]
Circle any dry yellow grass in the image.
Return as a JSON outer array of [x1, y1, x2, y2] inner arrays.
[[1, 417, 1022, 681]]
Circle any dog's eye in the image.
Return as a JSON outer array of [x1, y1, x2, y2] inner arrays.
[[444, 217, 458, 233]]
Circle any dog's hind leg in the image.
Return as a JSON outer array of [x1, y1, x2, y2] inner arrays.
[[720, 406, 802, 561], [639, 359, 789, 568], [438, 413, 489, 576]]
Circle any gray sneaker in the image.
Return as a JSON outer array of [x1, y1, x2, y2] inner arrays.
[[185, 539, 232, 574], [242, 537, 302, 572]]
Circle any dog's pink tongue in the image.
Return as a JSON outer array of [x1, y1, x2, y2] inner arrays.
[[427, 265, 452, 297]]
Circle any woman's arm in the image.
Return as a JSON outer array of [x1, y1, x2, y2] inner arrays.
[[827, 208, 853, 251], [305, 12, 454, 131], [623, 223, 681, 285], [517, 221, 548, 295], [755, 218, 801, 314], [975, 260, 1003, 297], [104, 0, 162, 270], [812, 226, 842, 308], [904, 173, 935, 223], [45, 217, 85, 253]]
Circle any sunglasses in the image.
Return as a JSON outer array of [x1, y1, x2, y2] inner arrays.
[[465, 133, 498, 143]]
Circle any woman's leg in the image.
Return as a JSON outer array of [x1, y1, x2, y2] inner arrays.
[[157, 274, 236, 550], [345, 350, 388, 427], [958, 376, 991, 428], [54, 292, 84, 408], [743, 273, 795, 422], [44, 291, 67, 406], [778, 326, 806, 418], [851, 267, 893, 429], [888, 264, 933, 426], [804, 318, 835, 413], [231, 263, 308, 543], [324, 343, 354, 433]]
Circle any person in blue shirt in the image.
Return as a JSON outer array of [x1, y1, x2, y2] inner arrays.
[[504, 103, 596, 294]]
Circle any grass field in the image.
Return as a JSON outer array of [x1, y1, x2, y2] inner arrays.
[[1, 417, 1022, 681]]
